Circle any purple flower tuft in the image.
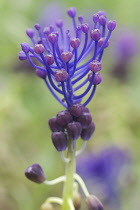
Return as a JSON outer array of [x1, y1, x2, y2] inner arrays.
[[19, 7, 116, 108]]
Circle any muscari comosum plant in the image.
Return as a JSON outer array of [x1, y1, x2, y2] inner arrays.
[[19, 7, 116, 210]]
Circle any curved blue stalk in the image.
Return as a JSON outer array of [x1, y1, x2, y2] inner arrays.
[[61, 82, 71, 107], [72, 67, 89, 85], [96, 31, 112, 56], [40, 54, 63, 94], [44, 79, 66, 108], [29, 50, 44, 64], [52, 44, 61, 68], [26, 53, 46, 72], [73, 65, 88, 77], [69, 40, 94, 69], [72, 17, 77, 35], [98, 50, 104, 61], [102, 25, 106, 37], [71, 49, 78, 76], [77, 33, 88, 62], [73, 73, 95, 100], [47, 71, 63, 94], [66, 63, 73, 104], [83, 84, 96, 106], [65, 30, 70, 51], [73, 78, 88, 92]]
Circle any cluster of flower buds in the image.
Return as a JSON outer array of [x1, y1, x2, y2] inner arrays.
[[19, 7, 116, 109], [49, 103, 95, 151]]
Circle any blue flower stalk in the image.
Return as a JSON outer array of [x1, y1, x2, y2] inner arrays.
[[19, 7, 116, 210]]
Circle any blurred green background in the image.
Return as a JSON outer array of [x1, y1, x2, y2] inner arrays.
[[0, 0, 140, 209]]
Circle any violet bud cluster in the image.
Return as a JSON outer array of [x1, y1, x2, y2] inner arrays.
[[49, 103, 95, 151]]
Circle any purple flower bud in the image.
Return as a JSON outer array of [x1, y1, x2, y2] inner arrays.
[[86, 195, 104, 210], [25, 164, 46, 184], [98, 38, 109, 48], [89, 60, 102, 73], [34, 24, 41, 30], [50, 25, 55, 33], [93, 72, 102, 85], [82, 106, 90, 113], [93, 13, 99, 23], [90, 29, 101, 41], [56, 110, 73, 126], [44, 54, 54, 65], [69, 103, 84, 117], [43, 27, 51, 35], [77, 112, 92, 128], [55, 19, 63, 28], [48, 117, 63, 132], [35, 69, 47, 79], [18, 51, 27, 60], [70, 38, 80, 49], [81, 122, 95, 141], [81, 23, 89, 33], [67, 122, 82, 141], [54, 69, 69, 82], [21, 42, 30, 53], [67, 7, 77, 18], [60, 51, 73, 62], [34, 44, 45, 54], [26, 28, 34, 38], [98, 11, 106, 16], [51, 132, 68, 151], [99, 15, 107, 26], [48, 33, 58, 44], [107, 20, 116, 31], [78, 16, 84, 24], [77, 24, 82, 31], [88, 72, 102, 85]]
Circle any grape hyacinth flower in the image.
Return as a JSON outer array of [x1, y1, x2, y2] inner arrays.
[[19, 7, 116, 210]]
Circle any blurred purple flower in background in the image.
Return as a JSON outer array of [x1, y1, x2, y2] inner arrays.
[[77, 146, 132, 210], [111, 30, 138, 82]]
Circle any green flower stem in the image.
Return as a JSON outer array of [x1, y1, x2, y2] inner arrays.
[[74, 173, 90, 197], [41, 197, 63, 209], [61, 139, 76, 210]]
